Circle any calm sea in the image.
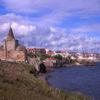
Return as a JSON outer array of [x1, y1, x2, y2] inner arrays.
[[47, 62, 100, 100]]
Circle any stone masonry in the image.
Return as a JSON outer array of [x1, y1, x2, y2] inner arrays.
[[0, 27, 27, 62]]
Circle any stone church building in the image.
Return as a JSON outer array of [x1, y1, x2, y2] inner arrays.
[[0, 27, 27, 62]]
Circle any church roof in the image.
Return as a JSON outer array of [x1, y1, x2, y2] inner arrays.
[[7, 27, 15, 40]]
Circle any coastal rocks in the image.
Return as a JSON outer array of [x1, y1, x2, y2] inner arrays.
[[28, 57, 41, 72], [39, 62, 47, 73], [43, 58, 56, 68]]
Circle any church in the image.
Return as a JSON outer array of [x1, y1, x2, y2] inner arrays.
[[0, 27, 27, 62]]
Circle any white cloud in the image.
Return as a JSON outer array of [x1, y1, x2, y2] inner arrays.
[[3, 0, 100, 14], [2, 0, 100, 26], [0, 23, 9, 32], [71, 24, 100, 33], [0, 20, 99, 52], [0, 0, 100, 50], [11, 22, 36, 36]]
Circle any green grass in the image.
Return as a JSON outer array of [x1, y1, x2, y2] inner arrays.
[[0, 60, 92, 100]]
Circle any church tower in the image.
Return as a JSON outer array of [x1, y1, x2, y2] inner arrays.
[[0, 27, 27, 62], [7, 27, 15, 40], [4, 27, 18, 51]]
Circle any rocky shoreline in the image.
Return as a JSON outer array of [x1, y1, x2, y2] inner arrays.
[[38, 61, 96, 87]]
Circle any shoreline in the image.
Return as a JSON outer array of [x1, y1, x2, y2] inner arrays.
[[0, 60, 95, 100], [38, 63, 96, 83], [38, 61, 98, 91], [38, 67, 55, 85], [38, 62, 97, 92], [40, 63, 100, 100]]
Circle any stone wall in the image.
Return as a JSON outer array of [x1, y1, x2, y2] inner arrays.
[[0, 46, 27, 62], [4, 40, 16, 51], [0, 50, 5, 60]]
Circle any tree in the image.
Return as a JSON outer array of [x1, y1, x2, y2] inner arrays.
[[38, 54, 51, 61], [66, 56, 76, 64], [53, 54, 63, 60], [27, 52, 51, 61], [27, 52, 36, 58]]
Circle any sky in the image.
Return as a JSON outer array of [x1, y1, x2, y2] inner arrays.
[[0, 0, 100, 53]]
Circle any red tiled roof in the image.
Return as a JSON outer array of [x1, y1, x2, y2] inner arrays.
[[47, 51, 55, 55]]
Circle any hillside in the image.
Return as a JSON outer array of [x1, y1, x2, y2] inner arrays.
[[0, 60, 92, 100]]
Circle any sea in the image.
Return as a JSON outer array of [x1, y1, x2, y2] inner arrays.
[[47, 62, 100, 100]]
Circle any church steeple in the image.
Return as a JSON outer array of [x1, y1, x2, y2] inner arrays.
[[7, 27, 15, 40]]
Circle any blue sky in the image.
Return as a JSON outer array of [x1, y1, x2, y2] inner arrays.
[[0, 0, 100, 53]]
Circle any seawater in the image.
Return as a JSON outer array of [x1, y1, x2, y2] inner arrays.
[[47, 62, 100, 100]]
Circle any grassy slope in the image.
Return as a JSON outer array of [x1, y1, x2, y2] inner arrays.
[[0, 61, 92, 100]]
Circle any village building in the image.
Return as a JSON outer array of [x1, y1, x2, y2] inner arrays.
[[0, 27, 27, 62], [27, 48, 46, 54]]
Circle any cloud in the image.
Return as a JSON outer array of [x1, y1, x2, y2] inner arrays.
[[0, 13, 33, 25], [1, 0, 100, 26], [11, 22, 36, 36], [70, 24, 100, 33], [0, 0, 100, 53], [0, 13, 99, 53], [0, 21, 99, 53], [3, 0, 100, 14]]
